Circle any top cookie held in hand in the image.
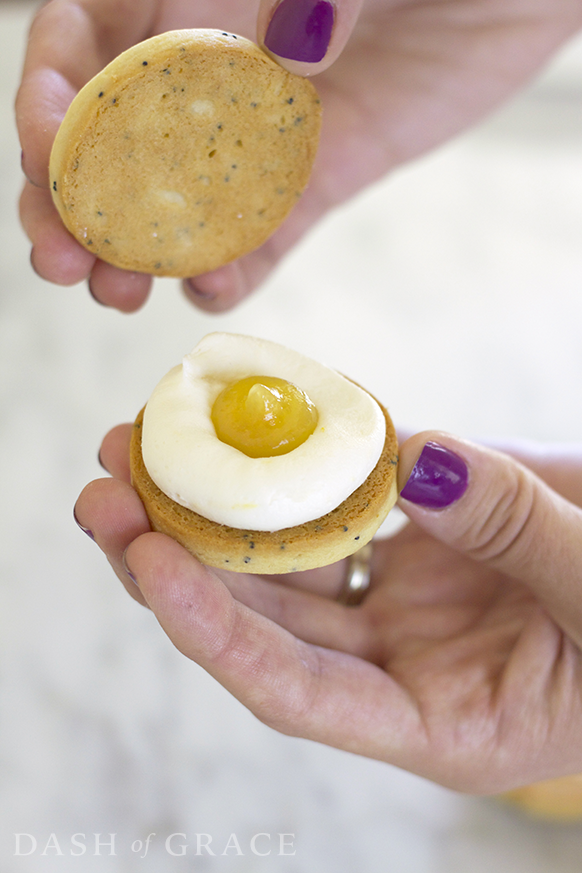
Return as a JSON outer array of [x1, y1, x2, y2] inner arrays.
[[49, 30, 322, 278]]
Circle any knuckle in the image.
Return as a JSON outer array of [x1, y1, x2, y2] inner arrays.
[[460, 465, 539, 564], [251, 643, 323, 737], [205, 611, 319, 737], [28, 0, 63, 43]]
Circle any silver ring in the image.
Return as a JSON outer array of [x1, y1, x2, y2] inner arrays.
[[337, 541, 373, 606]]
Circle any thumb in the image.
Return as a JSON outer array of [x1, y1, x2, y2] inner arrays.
[[257, 0, 365, 76], [397, 432, 582, 647]]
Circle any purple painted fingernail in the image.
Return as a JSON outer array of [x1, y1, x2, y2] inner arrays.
[[400, 441, 468, 509], [87, 278, 108, 307], [21, 151, 37, 186], [184, 278, 216, 301], [265, 0, 335, 63], [73, 506, 95, 540], [122, 551, 139, 587]]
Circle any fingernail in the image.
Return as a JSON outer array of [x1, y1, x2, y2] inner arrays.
[[20, 150, 38, 187], [264, 0, 335, 63], [87, 278, 107, 306], [73, 506, 95, 540], [400, 441, 468, 509], [122, 550, 139, 587], [184, 278, 216, 300]]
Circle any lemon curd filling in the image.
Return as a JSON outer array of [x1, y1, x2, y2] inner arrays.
[[211, 375, 319, 458]]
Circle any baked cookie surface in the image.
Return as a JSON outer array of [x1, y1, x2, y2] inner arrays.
[[50, 29, 321, 277], [130, 403, 399, 574]]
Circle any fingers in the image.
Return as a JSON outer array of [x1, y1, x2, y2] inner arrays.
[[482, 438, 582, 509], [183, 173, 329, 310], [88, 260, 152, 312], [76, 423, 145, 604], [18, 0, 347, 310], [16, 0, 157, 304], [20, 179, 152, 306], [397, 432, 582, 648], [20, 182, 96, 285], [98, 423, 133, 482], [17, 0, 151, 185], [257, 0, 365, 76], [86, 421, 360, 637], [124, 532, 422, 759], [87, 422, 364, 644], [182, 262, 253, 314], [74, 477, 150, 607], [213, 568, 370, 657], [17, 66, 77, 189]]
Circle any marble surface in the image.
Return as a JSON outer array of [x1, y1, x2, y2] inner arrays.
[[2, 1, 582, 870]]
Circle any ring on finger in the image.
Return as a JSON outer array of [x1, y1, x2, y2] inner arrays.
[[337, 541, 373, 606]]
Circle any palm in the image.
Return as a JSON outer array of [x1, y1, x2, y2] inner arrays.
[[356, 525, 558, 790], [233, 521, 580, 792]]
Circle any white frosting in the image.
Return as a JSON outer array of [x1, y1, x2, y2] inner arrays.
[[141, 333, 386, 531]]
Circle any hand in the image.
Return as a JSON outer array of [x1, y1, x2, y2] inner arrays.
[[17, 0, 582, 312], [75, 424, 582, 793]]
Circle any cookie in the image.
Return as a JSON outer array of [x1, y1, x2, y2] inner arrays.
[[130, 402, 399, 574], [49, 29, 321, 277]]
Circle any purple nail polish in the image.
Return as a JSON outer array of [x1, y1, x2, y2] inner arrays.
[[184, 278, 216, 300], [122, 551, 139, 587], [73, 507, 95, 540], [87, 278, 107, 306], [400, 441, 468, 509], [265, 0, 334, 63]]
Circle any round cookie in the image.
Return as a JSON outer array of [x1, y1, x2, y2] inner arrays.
[[130, 402, 399, 574], [49, 29, 321, 278]]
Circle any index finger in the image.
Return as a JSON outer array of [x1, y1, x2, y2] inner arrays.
[[16, 0, 157, 187], [126, 531, 423, 762], [98, 422, 134, 482]]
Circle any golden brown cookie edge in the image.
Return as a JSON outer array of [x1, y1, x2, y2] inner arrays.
[[49, 29, 322, 277], [130, 400, 398, 574]]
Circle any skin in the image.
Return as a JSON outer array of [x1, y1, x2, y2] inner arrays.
[[75, 426, 582, 794], [16, 0, 582, 311], [18, 0, 582, 792]]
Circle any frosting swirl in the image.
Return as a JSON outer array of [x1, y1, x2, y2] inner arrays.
[[141, 333, 386, 531]]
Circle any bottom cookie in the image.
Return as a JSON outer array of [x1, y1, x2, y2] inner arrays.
[[130, 403, 399, 574]]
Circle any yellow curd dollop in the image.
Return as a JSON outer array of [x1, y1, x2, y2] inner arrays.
[[211, 375, 318, 458]]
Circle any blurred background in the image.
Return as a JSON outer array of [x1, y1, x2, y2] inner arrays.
[[2, 1, 582, 870]]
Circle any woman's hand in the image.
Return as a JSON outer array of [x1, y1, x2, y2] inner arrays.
[[17, 0, 582, 312], [75, 424, 582, 794]]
